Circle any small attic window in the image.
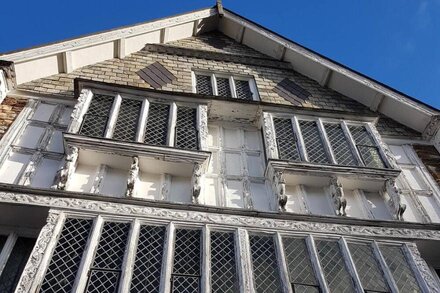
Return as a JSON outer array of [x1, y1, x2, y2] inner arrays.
[[193, 72, 259, 101], [137, 62, 176, 89]]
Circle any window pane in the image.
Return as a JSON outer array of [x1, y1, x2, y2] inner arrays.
[[348, 243, 389, 292], [32, 103, 57, 122], [144, 103, 170, 146], [86, 222, 130, 293], [348, 125, 385, 168], [282, 237, 318, 288], [196, 75, 212, 95], [273, 118, 300, 161], [348, 125, 376, 146], [31, 158, 60, 188], [315, 240, 355, 293], [172, 229, 201, 293], [58, 107, 73, 125], [130, 225, 165, 293], [211, 232, 238, 293], [324, 123, 357, 166], [15, 125, 45, 149], [40, 218, 93, 293], [0, 237, 35, 293], [46, 130, 64, 153], [234, 79, 253, 100], [299, 120, 329, 164], [79, 94, 114, 138], [216, 77, 232, 97], [175, 107, 198, 150], [113, 99, 142, 141], [249, 234, 282, 293], [380, 245, 422, 292]]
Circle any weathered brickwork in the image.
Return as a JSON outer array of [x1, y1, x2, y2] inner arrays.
[[0, 97, 26, 140], [16, 31, 419, 137], [413, 145, 440, 186]]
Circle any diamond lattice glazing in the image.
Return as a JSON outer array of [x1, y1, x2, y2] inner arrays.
[[85, 222, 130, 292], [210, 232, 238, 293], [40, 218, 92, 293], [324, 123, 357, 166], [282, 237, 318, 289], [196, 75, 213, 95], [348, 125, 385, 168], [249, 234, 282, 293], [234, 79, 253, 100], [299, 120, 329, 164], [112, 99, 142, 141], [172, 229, 201, 293], [348, 243, 389, 292], [130, 225, 165, 293], [273, 118, 300, 161], [79, 94, 114, 137], [216, 77, 232, 97], [315, 240, 355, 293], [380, 246, 421, 292], [175, 107, 198, 150], [144, 103, 170, 146]]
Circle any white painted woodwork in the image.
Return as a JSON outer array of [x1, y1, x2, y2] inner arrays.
[[169, 176, 192, 203], [0, 152, 31, 184], [304, 186, 334, 216], [71, 42, 114, 70], [363, 191, 392, 220], [285, 185, 307, 214], [134, 171, 161, 200], [14, 54, 61, 84], [344, 189, 366, 219], [30, 158, 61, 188], [99, 167, 127, 197], [125, 30, 161, 54], [68, 164, 97, 193]]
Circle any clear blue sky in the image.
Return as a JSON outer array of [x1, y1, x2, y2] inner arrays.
[[1, 0, 439, 109]]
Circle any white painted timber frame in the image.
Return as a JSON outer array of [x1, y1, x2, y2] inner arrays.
[[70, 88, 209, 151], [192, 70, 260, 101], [16, 209, 438, 293]]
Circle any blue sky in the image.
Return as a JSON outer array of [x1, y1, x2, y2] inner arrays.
[[1, 0, 439, 109]]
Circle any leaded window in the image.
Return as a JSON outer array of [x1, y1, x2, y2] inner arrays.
[[194, 73, 258, 100], [348, 125, 385, 168], [299, 120, 329, 164], [85, 222, 130, 293], [348, 243, 390, 293], [315, 240, 355, 293], [282, 237, 320, 292], [249, 234, 282, 293], [112, 99, 142, 141], [130, 225, 166, 293], [80, 94, 114, 138], [273, 118, 300, 161], [0, 237, 35, 293], [175, 107, 198, 150], [324, 123, 357, 166], [40, 218, 93, 293], [380, 245, 422, 292], [144, 103, 170, 146], [171, 229, 202, 293], [210, 231, 239, 293]]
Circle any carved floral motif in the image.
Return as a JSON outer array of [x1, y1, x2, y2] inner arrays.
[[406, 243, 440, 293]]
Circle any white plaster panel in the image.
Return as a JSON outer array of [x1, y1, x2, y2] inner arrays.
[[246, 154, 264, 177], [100, 167, 127, 197], [169, 176, 192, 203], [0, 152, 30, 184], [134, 171, 161, 200], [285, 185, 304, 214], [363, 192, 392, 220], [389, 145, 412, 164], [223, 128, 241, 148], [401, 194, 422, 222], [344, 190, 366, 218], [202, 177, 218, 206], [31, 158, 61, 188], [207, 126, 219, 147], [14, 54, 61, 84], [71, 42, 115, 70], [125, 30, 161, 54], [207, 151, 218, 174], [69, 164, 97, 193], [166, 22, 194, 43], [244, 130, 261, 151], [225, 152, 241, 176], [250, 182, 270, 211], [225, 179, 244, 208], [402, 167, 429, 191], [418, 195, 440, 223], [304, 186, 334, 216]]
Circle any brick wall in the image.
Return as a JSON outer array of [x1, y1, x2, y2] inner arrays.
[[413, 145, 440, 187], [0, 97, 27, 140]]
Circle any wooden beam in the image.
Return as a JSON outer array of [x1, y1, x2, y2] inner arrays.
[[160, 27, 170, 44], [116, 38, 126, 59], [235, 26, 245, 43], [319, 68, 332, 87], [63, 51, 73, 73], [192, 19, 200, 36], [369, 93, 385, 111]]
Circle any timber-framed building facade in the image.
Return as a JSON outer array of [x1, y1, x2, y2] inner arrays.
[[0, 3, 439, 292]]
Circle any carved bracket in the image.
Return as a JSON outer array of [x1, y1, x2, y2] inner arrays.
[[52, 146, 79, 190], [330, 177, 347, 216], [273, 171, 287, 212], [384, 178, 406, 220], [262, 112, 278, 159], [125, 156, 139, 197], [68, 88, 93, 133], [192, 163, 202, 204]]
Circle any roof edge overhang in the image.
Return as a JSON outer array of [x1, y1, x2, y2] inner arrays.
[[0, 5, 438, 140]]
